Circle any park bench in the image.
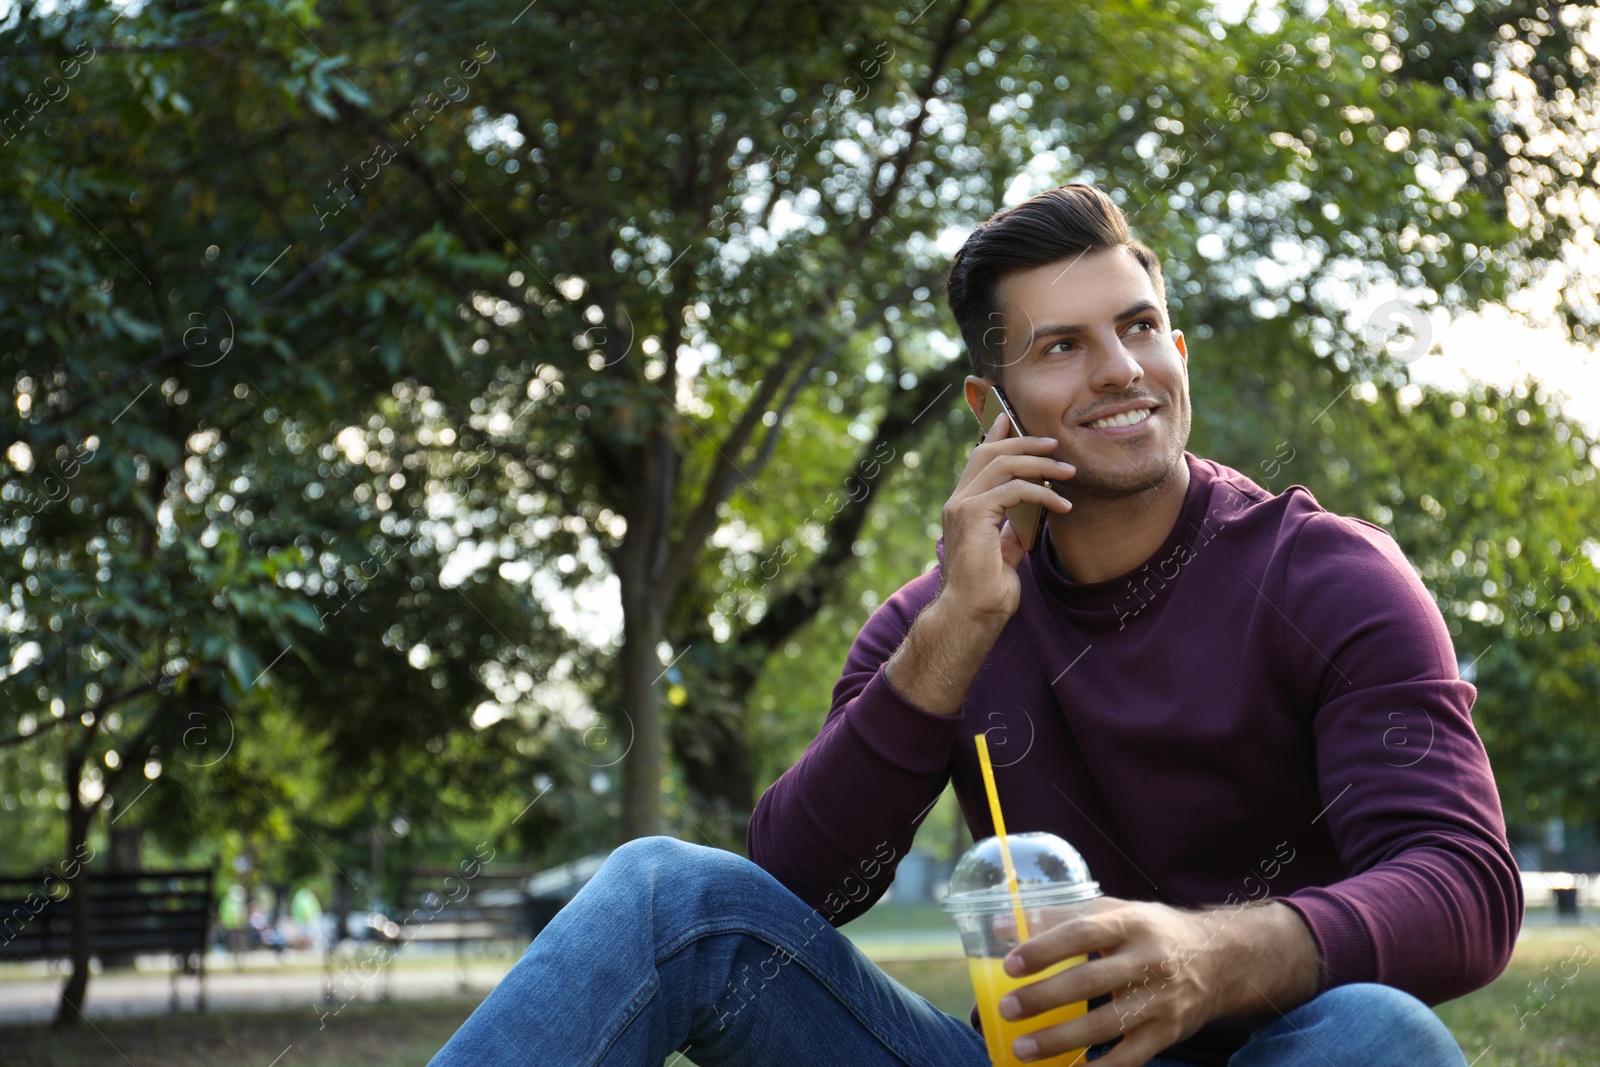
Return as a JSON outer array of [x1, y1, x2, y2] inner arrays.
[[389, 853, 615, 954], [318, 853, 614, 1005], [394, 864, 541, 954], [521, 851, 610, 935], [323, 864, 541, 1002], [322, 854, 612, 1004], [0, 868, 213, 1012]]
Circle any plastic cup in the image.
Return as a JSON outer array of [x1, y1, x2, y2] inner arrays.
[[942, 832, 1102, 1066]]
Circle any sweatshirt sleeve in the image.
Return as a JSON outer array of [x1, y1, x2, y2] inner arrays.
[[746, 569, 964, 925], [1274, 511, 1522, 1004]]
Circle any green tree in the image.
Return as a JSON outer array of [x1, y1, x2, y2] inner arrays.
[[427, 0, 1600, 845], [6, 6, 1599, 1019], [0, 1, 566, 1022]]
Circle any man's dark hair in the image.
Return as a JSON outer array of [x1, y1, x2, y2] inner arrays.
[[946, 184, 1168, 382]]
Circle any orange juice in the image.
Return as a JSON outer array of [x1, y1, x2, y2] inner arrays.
[[967, 954, 1089, 1066]]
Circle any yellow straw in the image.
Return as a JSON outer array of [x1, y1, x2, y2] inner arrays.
[[975, 732, 1031, 942]]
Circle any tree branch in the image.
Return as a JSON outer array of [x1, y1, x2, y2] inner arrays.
[[850, 0, 983, 251], [0, 35, 228, 55], [259, 169, 420, 306], [743, 283, 916, 486], [95, 694, 191, 804], [0, 666, 219, 751], [23, 176, 418, 441], [659, 273, 921, 597], [658, 287, 834, 593], [735, 369, 960, 657]]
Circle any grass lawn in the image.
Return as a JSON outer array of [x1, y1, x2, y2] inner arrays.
[[4, 999, 473, 1067], [1434, 926, 1600, 1066], [6, 926, 1595, 1065]]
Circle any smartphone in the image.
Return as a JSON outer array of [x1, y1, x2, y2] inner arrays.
[[975, 385, 1047, 552]]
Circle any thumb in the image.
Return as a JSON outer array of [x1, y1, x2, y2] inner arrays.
[[998, 522, 1026, 569]]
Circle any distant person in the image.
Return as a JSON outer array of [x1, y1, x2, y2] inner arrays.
[[249, 888, 287, 953], [218, 882, 249, 966], [291, 885, 326, 953], [429, 184, 1518, 1066]]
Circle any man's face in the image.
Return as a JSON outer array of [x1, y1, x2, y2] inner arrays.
[[987, 247, 1191, 501]]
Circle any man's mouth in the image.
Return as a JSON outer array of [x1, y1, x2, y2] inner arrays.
[[1082, 404, 1157, 430]]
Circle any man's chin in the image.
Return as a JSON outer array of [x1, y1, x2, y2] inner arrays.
[[1067, 452, 1183, 501]]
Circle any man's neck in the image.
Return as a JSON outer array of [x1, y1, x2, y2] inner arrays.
[[1046, 459, 1191, 585]]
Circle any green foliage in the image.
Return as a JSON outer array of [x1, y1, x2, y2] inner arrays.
[[0, 0, 605, 902], [2, 0, 1598, 901]]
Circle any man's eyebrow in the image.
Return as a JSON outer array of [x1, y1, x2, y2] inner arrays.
[[1023, 300, 1164, 348]]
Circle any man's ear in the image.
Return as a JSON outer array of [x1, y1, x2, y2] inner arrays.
[[964, 376, 991, 422], [1173, 329, 1187, 366]]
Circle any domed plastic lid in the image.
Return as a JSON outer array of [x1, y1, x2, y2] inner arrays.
[[941, 831, 1100, 913]]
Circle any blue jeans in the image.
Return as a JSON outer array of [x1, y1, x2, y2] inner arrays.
[[429, 837, 1468, 1067]]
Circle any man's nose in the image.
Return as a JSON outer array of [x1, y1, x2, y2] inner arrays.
[[1089, 334, 1144, 391]]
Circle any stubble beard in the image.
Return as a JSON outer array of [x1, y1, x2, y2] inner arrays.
[[1057, 406, 1190, 502]]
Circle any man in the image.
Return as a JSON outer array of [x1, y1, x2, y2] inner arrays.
[[429, 184, 1519, 1067]]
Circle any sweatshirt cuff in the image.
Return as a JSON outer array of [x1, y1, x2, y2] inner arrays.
[[1279, 889, 1377, 992], [844, 667, 964, 776]]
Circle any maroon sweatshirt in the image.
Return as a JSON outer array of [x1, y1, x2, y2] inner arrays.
[[748, 452, 1520, 1064]]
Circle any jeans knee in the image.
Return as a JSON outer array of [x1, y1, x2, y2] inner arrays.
[[1281, 983, 1464, 1065], [592, 837, 781, 951], [605, 836, 752, 894], [1313, 982, 1438, 1029], [610, 835, 697, 867]]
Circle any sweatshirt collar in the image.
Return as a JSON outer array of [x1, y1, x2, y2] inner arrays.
[[1024, 452, 1215, 617]]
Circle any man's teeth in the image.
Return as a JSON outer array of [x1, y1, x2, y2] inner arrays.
[[1088, 408, 1152, 430]]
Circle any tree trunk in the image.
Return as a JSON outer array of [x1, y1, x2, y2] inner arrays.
[[55, 787, 94, 1027], [101, 824, 142, 969], [108, 824, 141, 869], [667, 373, 959, 845], [668, 681, 756, 849], [617, 581, 665, 841], [614, 427, 676, 842]]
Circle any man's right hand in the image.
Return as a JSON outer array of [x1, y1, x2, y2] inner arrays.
[[939, 411, 1075, 625], [882, 411, 1073, 716]]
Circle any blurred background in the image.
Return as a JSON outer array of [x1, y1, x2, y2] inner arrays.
[[3, 0, 1599, 1062]]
